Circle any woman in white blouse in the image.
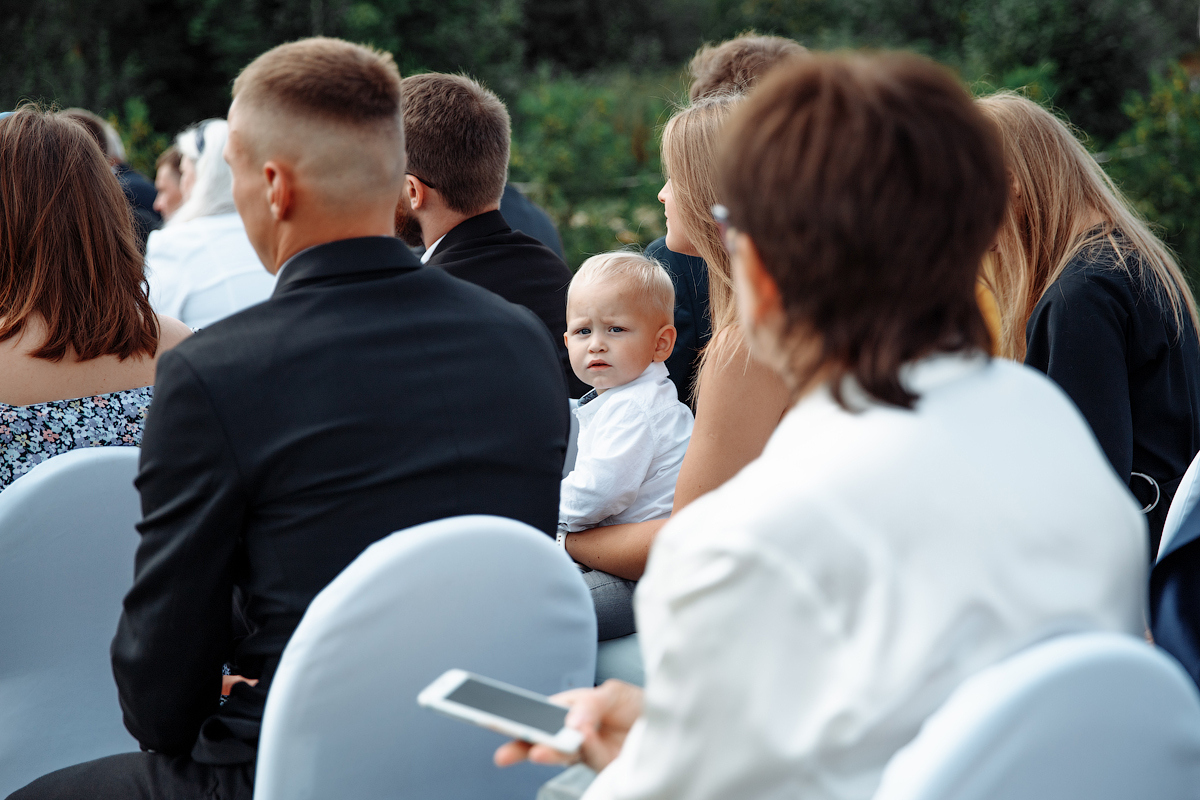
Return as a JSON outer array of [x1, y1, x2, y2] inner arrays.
[[496, 52, 1147, 800], [144, 119, 276, 329]]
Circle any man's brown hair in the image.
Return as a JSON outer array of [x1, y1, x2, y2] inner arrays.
[[401, 73, 511, 214], [156, 144, 182, 175], [716, 52, 1007, 409], [0, 105, 158, 361], [233, 37, 402, 127], [689, 33, 807, 101]]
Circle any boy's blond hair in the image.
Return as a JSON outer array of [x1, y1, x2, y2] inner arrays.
[[570, 251, 675, 323]]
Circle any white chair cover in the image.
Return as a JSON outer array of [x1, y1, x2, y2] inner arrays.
[[564, 398, 580, 478], [1159, 449, 1200, 560], [0, 447, 142, 796], [254, 515, 597, 800], [596, 633, 643, 686], [873, 632, 1200, 800]]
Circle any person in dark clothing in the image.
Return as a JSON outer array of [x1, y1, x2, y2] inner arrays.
[[1151, 494, 1200, 691], [978, 92, 1200, 555], [395, 72, 587, 397], [60, 108, 162, 252], [9, 37, 568, 800], [500, 183, 564, 259], [644, 237, 710, 406]]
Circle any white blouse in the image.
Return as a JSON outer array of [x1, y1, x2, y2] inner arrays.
[[559, 362, 694, 533], [584, 355, 1147, 800], [145, 212, 277, 329]]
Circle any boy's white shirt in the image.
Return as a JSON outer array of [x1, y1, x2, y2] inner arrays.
[[559, 362, 694, 533]]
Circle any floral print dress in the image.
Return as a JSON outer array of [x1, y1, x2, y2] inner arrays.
[[0, 386, 153, 490]]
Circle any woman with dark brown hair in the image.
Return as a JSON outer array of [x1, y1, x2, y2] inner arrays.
[[497, 52, 1145, 800], [0, 105, 190, 488]]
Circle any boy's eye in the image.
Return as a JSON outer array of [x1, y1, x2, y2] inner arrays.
[[576, 328, 591, 336], [608, 326, 624, 333]]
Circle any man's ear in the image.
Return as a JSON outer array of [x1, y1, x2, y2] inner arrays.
[[406, 174, 427, 211], [263, 161, 293, 222], [652, 323, 677, 362]]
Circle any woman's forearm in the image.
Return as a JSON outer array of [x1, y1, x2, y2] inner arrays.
[[566, 519, 667, 580]]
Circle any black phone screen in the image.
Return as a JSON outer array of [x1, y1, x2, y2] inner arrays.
[[446, 679, 568, 734]]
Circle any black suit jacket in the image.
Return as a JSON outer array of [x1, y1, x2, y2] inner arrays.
[[114, 162, 161, 253], [113, 236, 569, 764], [1151, 498, 1200, 691], [499, 183, 564, 259], [644, 237, 711, 407], [427, 210, 587, 397]]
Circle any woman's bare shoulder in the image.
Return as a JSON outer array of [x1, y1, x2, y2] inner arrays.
[[155, 315, 193, 353]]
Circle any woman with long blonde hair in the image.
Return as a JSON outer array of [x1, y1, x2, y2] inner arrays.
[[562, 94, 791, 580], [977, 91, 1200, 553]]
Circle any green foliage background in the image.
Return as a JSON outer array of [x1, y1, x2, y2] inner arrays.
[[4, 0, 1200, 277]]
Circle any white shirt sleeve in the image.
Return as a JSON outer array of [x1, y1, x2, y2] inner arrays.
[[583, 535, 836, 800], [559, 402, 658, 532]]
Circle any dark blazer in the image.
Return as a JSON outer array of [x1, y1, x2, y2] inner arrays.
[[427, 210, 587, 397], [1151, 500, 1200, 690], [112, 236, 569, 765], [500, 183, 564, 259], [114, 162, 161, 253], [645, 237, 711, 407], [1024, 240, 1200, 555]]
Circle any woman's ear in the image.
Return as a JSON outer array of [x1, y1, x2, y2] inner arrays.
[[734, 233, 783, 330]]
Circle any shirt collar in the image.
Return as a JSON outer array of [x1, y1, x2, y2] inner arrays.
[[420, 234, 447, 264]]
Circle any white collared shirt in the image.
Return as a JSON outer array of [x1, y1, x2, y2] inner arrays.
[[420, 234, 447, 264], [559, 362, 694, 532], [584, 355, 1146, 800]]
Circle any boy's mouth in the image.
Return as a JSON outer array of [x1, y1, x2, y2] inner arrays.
[[587, 360, 611, 369]]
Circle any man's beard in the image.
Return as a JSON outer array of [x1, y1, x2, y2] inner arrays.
[[394, 200, 424, 248]]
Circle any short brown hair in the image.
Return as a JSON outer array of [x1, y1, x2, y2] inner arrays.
[[717, 53, 1007, 408], [156, 144, 182, 175], [401, 73, 510, 214], [233, 37, 402, 127], [689, 33, 807, 102], [0, 105, 158, 361]]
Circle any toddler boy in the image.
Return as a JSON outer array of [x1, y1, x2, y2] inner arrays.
[[559, 252, 694, 637]]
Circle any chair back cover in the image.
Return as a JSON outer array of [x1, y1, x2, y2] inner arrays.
[[254, 515, 596, 800], [0, 447, 142, 796], [1160, 449, 1200, 561], [872, 632, 1200, 800], [564, 399, 579, 478]]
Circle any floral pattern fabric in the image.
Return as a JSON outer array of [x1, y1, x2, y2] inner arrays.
[[0, 386, 153, 490]]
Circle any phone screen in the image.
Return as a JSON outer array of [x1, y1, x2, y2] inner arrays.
[[446, 678, 569, 734]]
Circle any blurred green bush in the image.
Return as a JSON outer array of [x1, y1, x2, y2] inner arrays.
[[509, 71, 685, 269], [1107, 63, 1200, 291]]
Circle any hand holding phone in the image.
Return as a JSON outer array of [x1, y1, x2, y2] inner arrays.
[[418, 669, 584, 754]]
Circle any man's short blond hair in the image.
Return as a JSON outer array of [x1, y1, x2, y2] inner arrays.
[[233, 37, 402, 127], [230, 37, 404, 205], [570, 251, 675, 323]]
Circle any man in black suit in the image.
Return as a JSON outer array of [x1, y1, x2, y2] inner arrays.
[[9, 38, 568, 800], [394, 72, 587, 398]]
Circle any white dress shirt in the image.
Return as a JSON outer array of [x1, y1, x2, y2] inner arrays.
[[559, 362, 694, 533], [145, 213, 277, 329], [584, 355, 1147, 800]]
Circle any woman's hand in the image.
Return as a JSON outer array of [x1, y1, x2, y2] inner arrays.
[[493, 680, 644, 773]]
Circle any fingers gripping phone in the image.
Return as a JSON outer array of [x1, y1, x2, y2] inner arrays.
[[418, 669, 584, 754]]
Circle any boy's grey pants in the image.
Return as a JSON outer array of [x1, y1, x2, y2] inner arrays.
[[581, 568, 637, 641]]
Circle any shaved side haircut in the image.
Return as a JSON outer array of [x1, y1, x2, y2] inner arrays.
[[401, 73, 511, 215], [231, 37, 404, 202], [689, 33, 808, 101]]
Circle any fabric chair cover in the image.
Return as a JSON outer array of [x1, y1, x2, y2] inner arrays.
[[0, 447, 142, 796], [254, 515, 596, 800], [595, 633, 643, 686], [564, 399, 579, 478], [872, 632, 1200, 800], [1160, 449, 1200, 561]]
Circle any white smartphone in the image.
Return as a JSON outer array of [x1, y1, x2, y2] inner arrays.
[[417, 669, 584, 754]]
